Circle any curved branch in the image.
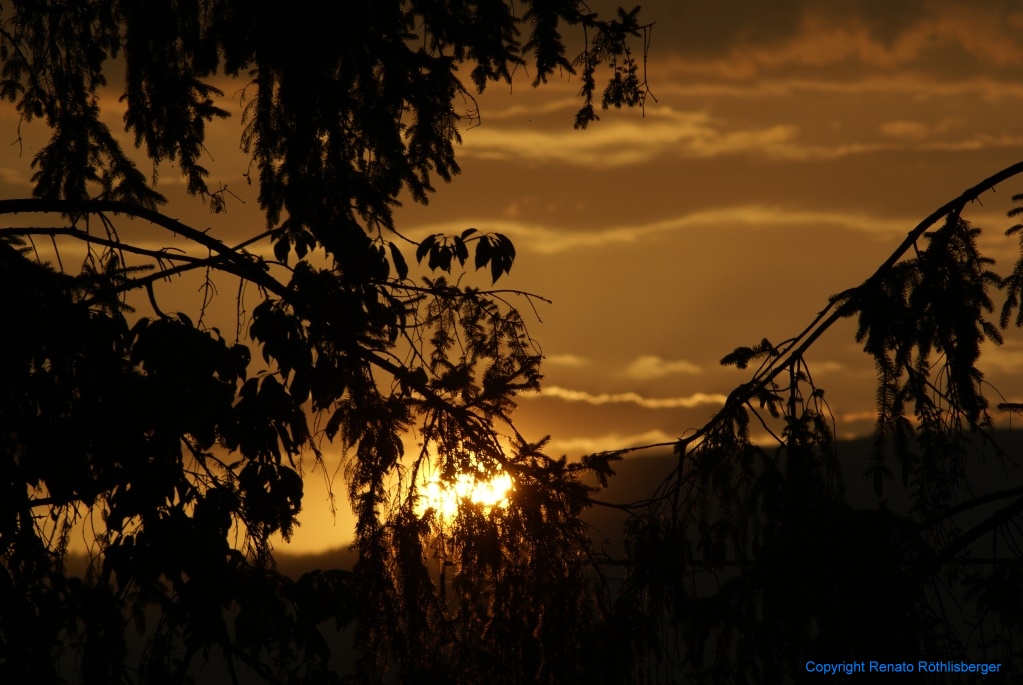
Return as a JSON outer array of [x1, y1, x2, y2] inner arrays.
[[1, 226, 206, 266], [916, 494, 1023, 583], [0, 199, 234, 259], [0, 199, 529, 472], [611, 160, 1023, 502], [919, 484, 1023, 531], [0, 199, 293, 299]]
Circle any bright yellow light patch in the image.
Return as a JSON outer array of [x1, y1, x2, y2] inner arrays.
[[420, 471, 513, 520]]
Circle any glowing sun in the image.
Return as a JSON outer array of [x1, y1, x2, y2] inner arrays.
[[419, 471, 513, 519]]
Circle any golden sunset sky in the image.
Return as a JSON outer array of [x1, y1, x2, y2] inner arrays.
[[5, 0, 1023, 553], [422, 0, 1023, 452]]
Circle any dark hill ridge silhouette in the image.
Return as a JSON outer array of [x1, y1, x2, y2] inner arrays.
[[582, 428, 1023, 561], [54, 430, 1022, 683], [62, 429, 1023, 580], [274, 541, 360, 578]]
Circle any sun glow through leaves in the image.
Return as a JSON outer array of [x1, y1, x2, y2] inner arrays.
[[419, 471, 513, 520]]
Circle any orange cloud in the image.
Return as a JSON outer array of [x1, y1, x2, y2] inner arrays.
[[622, 355, 702, 380], [879, 118, 959, 140], [402, 206, 913, 255], [544, 354, 592, 367], [534, 386, 727, 410], [546, 429, 679, 456], [459, 107, 799, 166], [660, 6, 1023, 79]]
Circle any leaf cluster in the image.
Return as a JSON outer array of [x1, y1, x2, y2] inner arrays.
[[416, 228, 516, 284], [1, 1, 651, 253], [0, 232, 358, 682], [1, 187, 574, 682]]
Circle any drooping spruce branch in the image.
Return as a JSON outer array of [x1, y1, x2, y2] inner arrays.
[[587, 160, 1023, 684], [594, 159, 1023, 506]]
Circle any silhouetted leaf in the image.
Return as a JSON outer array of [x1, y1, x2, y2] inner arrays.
[[388, 242, 408, 280], [274, 237, 290, 264], [475, 234, 492, 270], [416, 234, 437, 264], [453, 236, 468, 265]]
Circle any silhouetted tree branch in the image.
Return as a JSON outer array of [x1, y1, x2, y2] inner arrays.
[[588, 161, 1023, 682], [0, 2, 654, 683]]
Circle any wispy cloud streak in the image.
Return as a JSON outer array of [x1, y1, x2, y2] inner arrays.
[[544, 354, 592, 367], [622, 355, 702, 379], [406, 205, 913, 254], [534, 386, 727, 409], [546, 429, 679, 456], [662, 9, 1023, 79], [460, 109, 797, 166]]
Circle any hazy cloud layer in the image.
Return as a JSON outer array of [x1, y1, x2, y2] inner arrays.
[[976, 340, 1023, 374], [645, 0, 1023, 77], [460, 108, 799, 166], [534, 386, 728, 410], [405, 205, 914, 255], [544, 354, 592, 367], [546, 428, 680, 456], [461, 99, 1023, 168], [622, 355, 702, 380]]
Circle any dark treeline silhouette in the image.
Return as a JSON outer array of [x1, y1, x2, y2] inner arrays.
[[2, 1, 1023, 683]]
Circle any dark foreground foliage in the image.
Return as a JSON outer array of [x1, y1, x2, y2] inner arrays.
[[0, 2, 650, 683]]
